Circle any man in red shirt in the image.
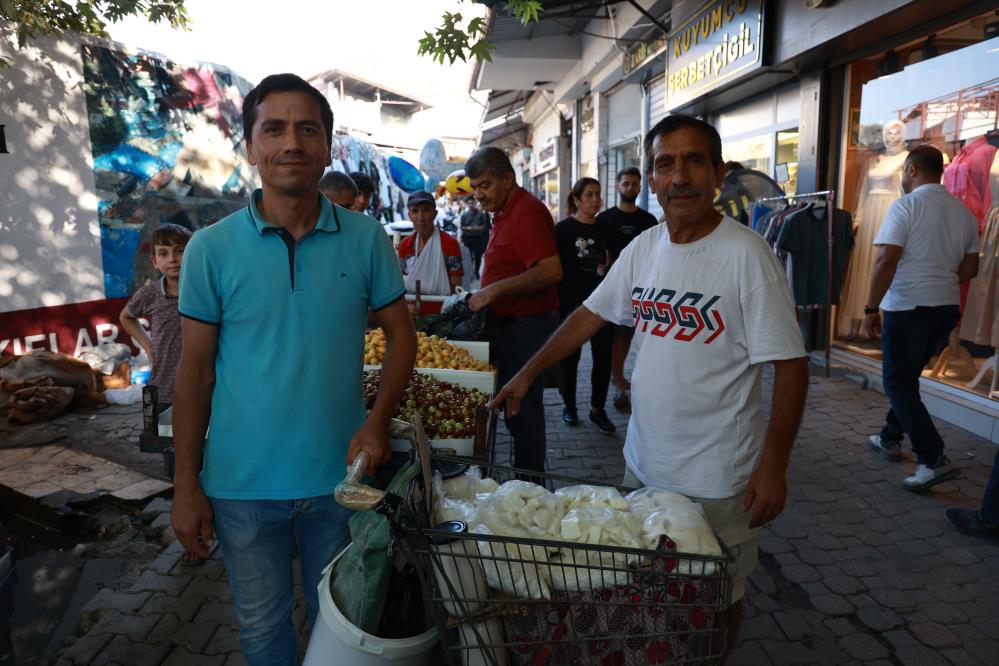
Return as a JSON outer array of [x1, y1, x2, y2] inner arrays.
[[467, 147, 562, 473], [397, 191, 463, 295]]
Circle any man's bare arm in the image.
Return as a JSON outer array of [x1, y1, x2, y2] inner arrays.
[[958, 252, 979, 283], [862, 244, 902, 338], [488, 306, 610, 416], [171, 317, 218, 558], [119, 308, 154, 361], [347, 297, 416, 474], [469, 255, 562, 311], [744, 356, 809, 528]]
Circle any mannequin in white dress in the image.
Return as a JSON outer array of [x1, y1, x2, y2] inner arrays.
[[838, 120, 909, 338]]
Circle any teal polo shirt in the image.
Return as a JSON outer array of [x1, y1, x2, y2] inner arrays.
[[178, 189, 405, 500]]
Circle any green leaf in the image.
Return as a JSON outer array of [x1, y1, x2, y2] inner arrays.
[[506, 0, 543, 25]]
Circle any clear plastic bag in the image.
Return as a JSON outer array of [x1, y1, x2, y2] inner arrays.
[[640, 503, 722, 575], [625, 486, 696, 515], [432, 471, 480, 527], [471, 524, 551, 600], [555, 484, 629, 511], [475, 480, 564, 541]]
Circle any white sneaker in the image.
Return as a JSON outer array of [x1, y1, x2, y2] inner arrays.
[[903, 456, 956, 492], [867, 435, 902, 462]]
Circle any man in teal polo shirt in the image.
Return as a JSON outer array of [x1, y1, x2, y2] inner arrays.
[[171, 73, 416, 666]]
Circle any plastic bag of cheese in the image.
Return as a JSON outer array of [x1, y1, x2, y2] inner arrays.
[[554, 484, 629, 511], [471, 524, 551, 599], [475, 480, 564, 541]]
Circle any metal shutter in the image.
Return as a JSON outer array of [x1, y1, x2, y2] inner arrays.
[[645, 75, 667, 223]]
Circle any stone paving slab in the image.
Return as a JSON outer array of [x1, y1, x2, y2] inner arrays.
[[0, 444, 170, 501], [45, 349, 999, 665]]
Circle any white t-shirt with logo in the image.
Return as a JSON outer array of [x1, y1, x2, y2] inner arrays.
[[584, 217, 807, 498], [873, 183, 979, 311]]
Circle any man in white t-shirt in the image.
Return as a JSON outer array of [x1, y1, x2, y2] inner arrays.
[[863, 145, 979, 491], [489, 114, 809, 647]]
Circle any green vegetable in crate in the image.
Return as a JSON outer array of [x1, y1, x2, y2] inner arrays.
[[363, 371, 487, 439]]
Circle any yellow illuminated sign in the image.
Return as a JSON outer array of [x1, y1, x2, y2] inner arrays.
[[666, 0, 764, 110]]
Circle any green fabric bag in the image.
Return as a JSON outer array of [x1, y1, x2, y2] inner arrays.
[[331, 459, 420, 635]]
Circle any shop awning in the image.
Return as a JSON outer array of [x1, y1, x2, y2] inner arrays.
[[471, 10, 587, 91], [478, 90, 528, 147]]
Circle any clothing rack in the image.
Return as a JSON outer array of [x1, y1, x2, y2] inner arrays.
[[753, 190, 837, 377]]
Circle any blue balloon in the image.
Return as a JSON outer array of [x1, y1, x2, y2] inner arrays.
[[420, 139, 448, 181], [388, 156, 426, 193]]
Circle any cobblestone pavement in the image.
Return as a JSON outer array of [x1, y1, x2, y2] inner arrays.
[[21, 351, 999, 665]]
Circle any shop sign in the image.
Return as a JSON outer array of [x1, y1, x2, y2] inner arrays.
[[623, 34, 670, 78], [665, 0, 765, 111], [530, 136, 558, 177]]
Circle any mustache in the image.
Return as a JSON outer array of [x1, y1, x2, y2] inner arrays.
[[276, 152, 308, 164], [666, 186, 699, 201]]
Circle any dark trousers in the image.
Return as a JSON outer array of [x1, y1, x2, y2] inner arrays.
[[982, 448, 999, 525], [559, 319, 613, 411], [464, 240, 486, 278], [496, 312, 558, 474], [879, 305, 960, 465]]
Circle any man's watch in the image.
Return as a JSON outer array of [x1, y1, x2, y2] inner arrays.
[[864, 305, 879, 315]]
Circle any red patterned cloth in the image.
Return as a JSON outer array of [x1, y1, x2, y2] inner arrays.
[[501, 537, 726, 665]]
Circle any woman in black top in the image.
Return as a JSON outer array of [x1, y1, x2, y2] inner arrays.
[[555, 177, 616, 434]]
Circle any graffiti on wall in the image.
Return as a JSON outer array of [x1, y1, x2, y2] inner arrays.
[[80, 44, 258, 297]]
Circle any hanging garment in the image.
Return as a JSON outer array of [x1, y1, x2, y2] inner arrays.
[[402, 228, 452, 296], [777, 204, 855, 307], [944, 137, 997, 232], [960, 152, 999, 346], [837, 149, 908, 336]]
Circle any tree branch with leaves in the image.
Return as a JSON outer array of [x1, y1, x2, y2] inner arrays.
[[418, 0, 543, 64], [0, 0, 189, 66]]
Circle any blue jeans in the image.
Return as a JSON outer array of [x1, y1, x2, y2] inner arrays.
[[879, 306, 960, 465], [210, 496, 353, 666], [981, 448, 999, 525]]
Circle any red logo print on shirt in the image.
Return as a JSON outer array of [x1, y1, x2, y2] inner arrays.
[[630, 287, 726, 344]]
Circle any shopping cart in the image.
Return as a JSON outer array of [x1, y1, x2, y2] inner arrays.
[[337, 421, 735, 666]]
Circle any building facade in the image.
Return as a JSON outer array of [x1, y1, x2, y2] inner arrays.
[[473, 0, 999, 439]]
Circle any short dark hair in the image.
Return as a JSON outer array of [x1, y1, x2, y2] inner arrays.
[[616, 166, 641, 181], [319, 171, 357, 197], [644, 114, 723, 170], [724, 161, 744, 171], [906, 144, 944, 179], [349, 172, 374, 195], [465, 147, 515, 179], [566, 177, 600, 216], [242, 73, 333, 147], [151, 223, 192, 249]]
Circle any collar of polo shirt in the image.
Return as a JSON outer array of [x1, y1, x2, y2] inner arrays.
[[247, 189, 342, 236]]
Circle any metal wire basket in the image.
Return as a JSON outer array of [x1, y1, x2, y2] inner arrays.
[[394, 453, 735, 666]]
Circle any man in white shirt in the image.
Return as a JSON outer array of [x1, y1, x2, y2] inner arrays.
[[489, 114, 809, 647], [863, 145, 979, 491]]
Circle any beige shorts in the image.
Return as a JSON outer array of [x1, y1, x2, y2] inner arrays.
[[622, 466, 761, 605]]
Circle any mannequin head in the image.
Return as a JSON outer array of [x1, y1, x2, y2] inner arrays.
[[883, 120, 905, 155]]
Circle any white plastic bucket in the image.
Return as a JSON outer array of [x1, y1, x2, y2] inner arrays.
[[302, 545, 439, 666]]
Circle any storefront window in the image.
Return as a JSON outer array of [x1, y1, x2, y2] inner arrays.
[[600, 140, 640, 209], [834, 15, 999, 400], [775, 129, 799, 195], [532, 170, 560, 220], [723, 133, 772, 174]]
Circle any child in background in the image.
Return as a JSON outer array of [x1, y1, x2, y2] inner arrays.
[[119, 223, 211, 564], [119, 223, 192, 404]]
